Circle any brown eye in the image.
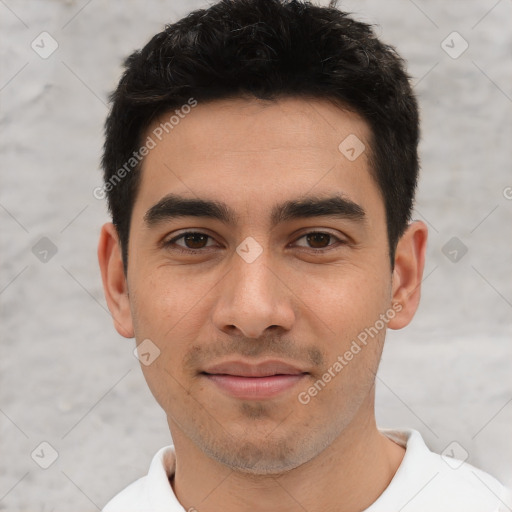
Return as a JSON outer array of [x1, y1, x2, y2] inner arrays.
[[164, 231, 217, 253], [181, 233, 210, 249], [294, 231, 343, 250], [306, 232, 331, 248]]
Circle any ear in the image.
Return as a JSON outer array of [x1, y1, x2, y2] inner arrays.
[[97, 222, 134, 338], [388, 220, 428, 330]]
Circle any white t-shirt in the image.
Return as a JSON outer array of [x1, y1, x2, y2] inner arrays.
[[102, 429, 508, 512]]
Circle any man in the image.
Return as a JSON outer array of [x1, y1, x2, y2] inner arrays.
[[97, 0, 507, 510]]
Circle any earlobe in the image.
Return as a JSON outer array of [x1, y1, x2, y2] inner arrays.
[[387, 220, 428, 330], [97, 222, 134, 338]]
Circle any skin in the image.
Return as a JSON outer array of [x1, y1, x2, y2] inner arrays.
[[98, 96, 428, 512]]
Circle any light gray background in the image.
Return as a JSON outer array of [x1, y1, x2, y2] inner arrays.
[[1, 0, 511, 510]]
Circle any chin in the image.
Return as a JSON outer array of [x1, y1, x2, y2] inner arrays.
[[200, 434, 325, 475]]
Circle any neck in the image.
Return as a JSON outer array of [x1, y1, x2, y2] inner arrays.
[[169, 390, 405, 512]]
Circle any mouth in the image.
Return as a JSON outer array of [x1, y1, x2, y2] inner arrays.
[[200, 360, 309, 400]]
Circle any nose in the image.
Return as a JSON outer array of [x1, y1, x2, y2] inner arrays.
[[211, 244, 296, 339]]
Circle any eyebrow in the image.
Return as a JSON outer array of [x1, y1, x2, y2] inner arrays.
[[143, 193, 367, 228]]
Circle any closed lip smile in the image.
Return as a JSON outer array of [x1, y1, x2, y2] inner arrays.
[[201, 359, 309, 400]]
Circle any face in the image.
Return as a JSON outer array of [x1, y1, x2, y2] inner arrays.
[[104, 97, 416, 474]]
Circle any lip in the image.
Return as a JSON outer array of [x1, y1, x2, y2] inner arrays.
[[202, 359, 306, 377], [201, 359, 309, 400]]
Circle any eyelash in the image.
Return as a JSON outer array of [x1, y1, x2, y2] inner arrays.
[[163, 231, 346, 255]]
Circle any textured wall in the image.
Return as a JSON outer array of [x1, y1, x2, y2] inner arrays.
[[1, 0, 511, 510]]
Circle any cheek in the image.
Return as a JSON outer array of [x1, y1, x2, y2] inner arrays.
[[129, 273, 198, 403], [308, 263, 391, 332], [130, 267, 201, 339], [303, 268, 391, 397]]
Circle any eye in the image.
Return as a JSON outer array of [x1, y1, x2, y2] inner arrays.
[[163, 230, 346, 255], [293, 231, 345, 251], [164, 231, 218, 254]]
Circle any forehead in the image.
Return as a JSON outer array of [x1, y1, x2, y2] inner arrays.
[[133, 96, 382, 226], [145, 96, 370, 153]]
